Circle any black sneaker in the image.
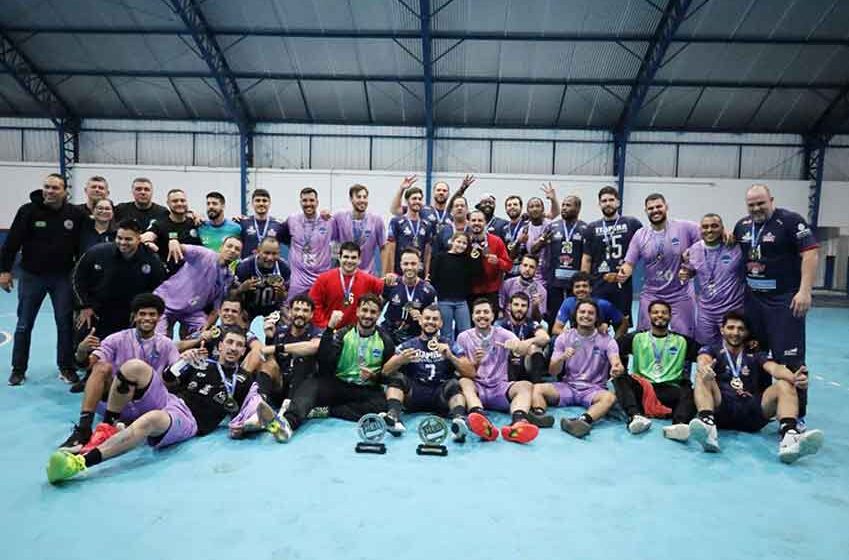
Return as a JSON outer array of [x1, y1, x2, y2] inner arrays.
[[58, 424, 92, 451], [8, 370, 25, 386], [561, 417, 592, 438], [59, 369, 80, 384], [69, 373, 89, 394], [526, 411, 555, 428], [380, 412, 406, 437]]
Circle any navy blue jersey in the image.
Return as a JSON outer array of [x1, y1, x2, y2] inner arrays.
[[421, 206, 452, 234], [733, 208, 818, 294], [272, 323, 322, 377], [235, 256, 291, 317], [699, 344, 771, 394], [583, 215, 643, 279], [381, 280, 438, 341], [431, 222, 469, 257], [397, 336, 456, 385], [240, 216, 285, 257], [388, 215, 436, 272], [502, 218, 527, 277], [543, 218, 588, 287], [487, 216, 510, 242], [556, 296, 623, 327], [495, 316, 542, 341]]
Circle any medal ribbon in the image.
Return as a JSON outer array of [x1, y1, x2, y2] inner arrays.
[[252, 216, 270, 243], [215, 360, 238, 398], [650, 334, 669, 372], [339, 269, 356, 303], [722, 344, 744, 382]]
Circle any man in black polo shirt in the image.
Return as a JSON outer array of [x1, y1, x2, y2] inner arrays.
[[75, 176, 110, 217], [113, 177, 168, 230], [0, 173, 86, 385], [139, 188, 202, 275]]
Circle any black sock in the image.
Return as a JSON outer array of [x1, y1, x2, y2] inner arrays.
[[579, 413, 594, 424], [78, 411, 94, 432], [256, 372, 275, 402], [103, 410, 120, 426], [698, 410, 715, 425], [469, 406, 484, 415], [779, 417, 798, 437], [511, 410, 527, 423], [531, 406, 546, 416], [449, 405, 466, 419], [529, 352, 546, 378], [83, 448, 102, 467], [387, 398, 403, 418]]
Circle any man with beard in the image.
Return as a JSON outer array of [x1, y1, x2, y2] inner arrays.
[[114, 177, 169, 230], [686, 311, 823, 463], [454, 299, 540, 444], [531, 299, 622, 437], [259, 294, 395, 441], [229, 295, 322, 441], [75, 176, 110, 216], [280, 187, 334, 302], [552, 272, 626, 338], [431, 196, 470, 258], [467, 210, 512, 316], [581, 186, 644, 323], [612, 300, 699, 439], [198, 192, 241, 252], [176, 296, 262, 359], [47, 327, 252, 483], [332, 184, 386, 274], [381, 304, 472, 440], [536, 195, 587, 322], [239, 189, 284, 257], [384, 187, 435, 277], [475, 193, 510, 242], [57, 293, 181, 451], [390, 176, 453, 233], [517, 197, 552, 285], [495, 293, 550, 385], [502, 195, 526, 278], [154, 237, 242, 336], [678, 213, 744, 346], [498, 254, 546, 322], [617, 193, 700, 338], [381, 248, 437, 345], [234, 236, 291, 323], [140, 188, 202, 276]]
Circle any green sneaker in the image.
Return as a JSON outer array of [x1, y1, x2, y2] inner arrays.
[[46, 450, 86, 484], [307, 406, 329, 419], [257, 400, 292, 443]]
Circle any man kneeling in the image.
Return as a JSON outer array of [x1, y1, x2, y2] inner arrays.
[[687, 311, 823, 464]]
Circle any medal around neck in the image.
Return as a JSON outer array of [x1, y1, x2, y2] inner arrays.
[[355, 413, 387, 454], [470, 248, 481, 259], [416, 415, 449, 457], [427, 337, 440, 351]]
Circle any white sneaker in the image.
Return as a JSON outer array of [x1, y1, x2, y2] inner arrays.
[[627, 415, 652, 434], [662, 423, 690, 442], [688, 418, 720, 453], [779, 429, 824, 464], [258, 400, 292, 443], [451, 416, 469, 443]]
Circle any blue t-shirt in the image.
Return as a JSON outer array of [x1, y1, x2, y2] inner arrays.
[[199, 219, 242, 252], [556, 296, 624, 327], [396, 336, 456, 386]]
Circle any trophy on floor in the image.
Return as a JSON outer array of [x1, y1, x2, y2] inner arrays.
[[416, 415, 449, 457], [355, 413, 387, 454]]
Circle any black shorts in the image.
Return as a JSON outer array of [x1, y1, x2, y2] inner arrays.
[[715, 390, 770, 433], [406, 378, 461, 414]]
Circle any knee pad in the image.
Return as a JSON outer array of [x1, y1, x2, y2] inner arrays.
[[115, 370, 138, 395], [387, 373, 409, 392], [441, 378, 461, 401]]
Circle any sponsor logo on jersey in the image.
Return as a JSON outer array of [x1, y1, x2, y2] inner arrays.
[[763, 232, 776, 243], [64, 219, 74, 230], [141, 264, 151, 274]]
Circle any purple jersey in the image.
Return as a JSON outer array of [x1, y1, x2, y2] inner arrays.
[[524, 219, 550, 284], [498, 276, 547, 317], [543, 218, 588, 288], [453, 326, 517, 389], [93, 328, 180, 377], [625, 219, 701, 299], [332, 211, 386, 274], [733, 208, 818, 294], [240, 215, 284, 257], [686, 241, 744, 312], [154, 245, 234, 314], [551, 330, 618, 390], [284, 213, 333, 300], [388, 214, 436, 273]]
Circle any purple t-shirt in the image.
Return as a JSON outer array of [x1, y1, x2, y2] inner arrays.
[[285, 213, 333, 300], [93, 328, 180, 377], [551, 330, 618, 390], [625, 219, 700, 300], [686, 241, 744, 313], [453, 326, 517, 389], [154, 245, 233, 314], [498, 276, 547, 317], [525, 219, 549, 284], [332, 210, 386, 274]]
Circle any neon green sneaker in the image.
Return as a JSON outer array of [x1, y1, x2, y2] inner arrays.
[[46, 450, 86, 484], [257, 400, 292, 443]]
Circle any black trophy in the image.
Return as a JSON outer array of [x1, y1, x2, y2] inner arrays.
[[416, 415, 449, 457], [355, 413, 387, 454]]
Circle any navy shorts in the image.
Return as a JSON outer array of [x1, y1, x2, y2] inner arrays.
[[744, 290, 805, 364], [406, 378, 461, 413], [715, 390, 770, 433]]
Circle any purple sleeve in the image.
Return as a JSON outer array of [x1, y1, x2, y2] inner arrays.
[[606, 337, 620, 360], [624, 228, 642, 265], [551, 333, 567, 363], [452, 333, 469, 358], [181, 243, 208, 264], [93, 333, 118, 366], [685, 220, 701, 246], [375, 216, 386, 247], [330, 214, 340, 243], [163, 340, 180, 367]]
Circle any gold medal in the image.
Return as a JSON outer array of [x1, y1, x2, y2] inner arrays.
[[208, 326, 221, 339], [427, 337, 440, 351], [730, 377, 744, 391], [470, 248, 481, 259]]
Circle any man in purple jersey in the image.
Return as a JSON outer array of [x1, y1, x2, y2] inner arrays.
[[617, 193, 700, 338], [332, 184, 386, 274], [679, 213, 744, 346], [498, 254, 546, 321], [581, 186, 644, 323], [280, 187, 334, 301], [239, 189, 284, 257], [453, 298, 540, 444], [519, 197, 552, 287], [531, 299, 623, 438], [57, 293, 180, 451], [154, 238, 242, 336]]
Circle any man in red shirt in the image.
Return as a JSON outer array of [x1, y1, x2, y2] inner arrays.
[[467, 210, 512, 317], [310, 241, 397, 329]]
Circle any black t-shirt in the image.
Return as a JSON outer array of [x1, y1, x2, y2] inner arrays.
[[272, 323, 323, 379], [583, 215, 644, 282], [146, 215, 203, 275], [169, 360, 252, 436], [114, 202, 169, 231]]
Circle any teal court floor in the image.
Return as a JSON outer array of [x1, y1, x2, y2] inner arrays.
[[0, 293, 847, 560]]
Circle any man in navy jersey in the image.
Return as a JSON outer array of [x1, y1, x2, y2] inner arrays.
[[384, 187, 436, 277], [495, 292, 550, 386], [234, 236, 291, 322], [686, 312, 823, 463], [431, 196, 470, 258], [733, 184, 818, 421], [239, 189, 284, 257], [581, 186, 643, 323], [538, 195, 587, 322], [381, 304, 472, 441], [381, 248, 437, 345], [502, 195, 527, 278]]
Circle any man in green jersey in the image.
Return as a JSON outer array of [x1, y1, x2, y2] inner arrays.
[[198, 192, 242, 252], [257, 293, 395, 441], [612, 300, 698, 438]]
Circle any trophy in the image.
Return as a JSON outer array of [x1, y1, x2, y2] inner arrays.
[[416, 415, 449, 456], [355, 413, 387, 454]]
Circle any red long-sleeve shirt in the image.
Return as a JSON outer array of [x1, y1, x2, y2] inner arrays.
[[309, 267, 385, 328], [471, 233, 512, 295]]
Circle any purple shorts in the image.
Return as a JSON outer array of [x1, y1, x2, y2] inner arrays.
[[228, 382, 264, 431], [476, 381, 514, 412], [637, 292, 696, 339], [552, 382, 605, 409], [95, 370, 170, 423], [149, 395, 198, 449], [156, 309, 207, 336]]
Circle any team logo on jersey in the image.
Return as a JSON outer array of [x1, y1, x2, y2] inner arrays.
[[190, 229, 198, 237], [740, 232, 752, 242], [598, 262, 610, 273], [371, 348, 382, 358], [391, 294, 401, 304], [574, 233, 582, 240], [720, 253, 733, 265], [795, 223, 811, 238], [403, 227, 412, 236], [671, 237, 680, 246], [668, 346, 679, 356], [268, 228, 278, 237], [763, 232, 776, 243], [783, 347, 798, 357], [187, 381, 198, 391], [64, 219, 74, 230], [553, 232, 563, 240], [93, 264, 102, 271], [141, 264, 151, 274], [741, 365, 750, 376], [246, 226, 256, 234], [592, 347, 602, 356]]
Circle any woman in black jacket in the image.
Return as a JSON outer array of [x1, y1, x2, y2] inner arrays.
[[429, 231, 482, 343]]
